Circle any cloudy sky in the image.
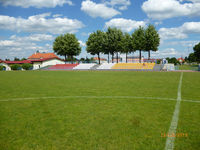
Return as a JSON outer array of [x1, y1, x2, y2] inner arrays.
[[0, 0, 200, 60]]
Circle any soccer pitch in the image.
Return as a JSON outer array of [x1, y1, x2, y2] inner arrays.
[[0, 71, 199, 150]]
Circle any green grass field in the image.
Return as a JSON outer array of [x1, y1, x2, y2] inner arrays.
[[177, 64, 199, 71], [0, 71, 199, 150]]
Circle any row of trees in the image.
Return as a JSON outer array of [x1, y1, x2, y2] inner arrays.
[[53, 25, 160, 64], [86, 25, 160, 64]]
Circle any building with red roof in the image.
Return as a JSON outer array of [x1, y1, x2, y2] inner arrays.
[[177, 57, 184, 63], [0, 52, 64, 70]]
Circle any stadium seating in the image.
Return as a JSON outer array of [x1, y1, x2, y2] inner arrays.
[[97, 63, 116, 69], [73, 63, 96, 70], [48, 64, 78, 70], [111, 63, 155, 70]]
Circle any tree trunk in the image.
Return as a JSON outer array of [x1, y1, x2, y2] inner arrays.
[[126, 52, 128, 63], [98, 53, 100, 64], [117, 52, 118, 63], [112, 53, 114, 63], [107, 53, 110, 63], [139, 50, 142, 63], [148, 50, 150, 60], [64, 55, 67, 64], [71, 55, 73, 64]]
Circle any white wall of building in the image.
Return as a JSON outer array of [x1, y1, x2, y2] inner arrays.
[[33, 59, 64, 70]]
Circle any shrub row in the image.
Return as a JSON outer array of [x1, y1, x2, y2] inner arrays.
[[10, 63, 33, 70]]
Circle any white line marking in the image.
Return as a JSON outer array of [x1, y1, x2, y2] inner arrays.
[[0, 94, 199, 103], [165, 72, 183, 150]]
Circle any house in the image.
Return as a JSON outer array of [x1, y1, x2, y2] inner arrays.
[[0, 52, 64, 70], [31, 57, 64, 70], [177, 57, 184, 64]]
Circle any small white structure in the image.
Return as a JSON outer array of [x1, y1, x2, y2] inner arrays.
[[163, 64, 175, 71]]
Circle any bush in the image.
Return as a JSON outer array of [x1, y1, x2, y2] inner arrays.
[[157, 59, 161, 64], [11, 64, 21, 70], [0, 65, 6, 71], [22, 63, 33, 70]]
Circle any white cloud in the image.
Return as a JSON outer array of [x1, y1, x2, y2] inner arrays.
[[10, 34, 54, 42], [166, 40, 199, 47], [159, 22, 200, 40], [142, 0, 200, 20], [0, 0, 73, 8], [0, 13, 84, 34], [151, 48, 182, 57], [81, 0, 121, 19], [105, 18, 146, 32], [0, 35, 53, 59], [105, 0, 131, 10], [78, 40, 86, 47]]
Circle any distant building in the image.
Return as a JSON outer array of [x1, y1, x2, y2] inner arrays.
[[93, 57, 107, 63], [177, 57, 184, 63], [0, 52, 64, 70]]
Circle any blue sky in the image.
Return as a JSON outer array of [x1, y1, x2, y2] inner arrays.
[[0, 0, 200, 60]]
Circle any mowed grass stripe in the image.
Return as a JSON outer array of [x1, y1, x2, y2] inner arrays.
[[0, 71, 180, 99], [0, 98, 175, 150]]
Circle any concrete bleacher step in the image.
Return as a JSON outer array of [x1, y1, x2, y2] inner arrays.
[[90, 64, 100, 70]]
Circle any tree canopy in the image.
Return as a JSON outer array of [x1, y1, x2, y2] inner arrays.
[[122, 33, 134, 63], [145, 24, 160, 59], [106, 27, 124, 63], [132, 26, 146, 63], [86, 30, 106, 64], [53, 33, 81, 63], [193, 42, 200, 63]]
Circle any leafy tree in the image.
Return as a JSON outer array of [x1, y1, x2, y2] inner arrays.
[[22, 63, 33, 70], [145, 24, 160, 60], [166, 57, 179, 65], [5, 59, 10, 61], [188, 53, 196, 63], [11, 64, 21, 70], [53, 33, 81, 64], [86, 30, 106, 64], [193, 42, 200, 63], [21, 58, 27, 61], [122, 33, 134, 63], [106, 27, 124, 63], [132, 26, 146, 63], [14, 57, 20, 61]]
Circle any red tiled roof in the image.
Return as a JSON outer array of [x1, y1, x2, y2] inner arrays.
[[28, 52, 59, 60], [3, 60, 32, 64], [178, 58, 184, 61]]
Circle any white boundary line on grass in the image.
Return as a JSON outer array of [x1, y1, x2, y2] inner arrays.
[[165, 72, 183, 150], [0, 94, 199, 103]]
